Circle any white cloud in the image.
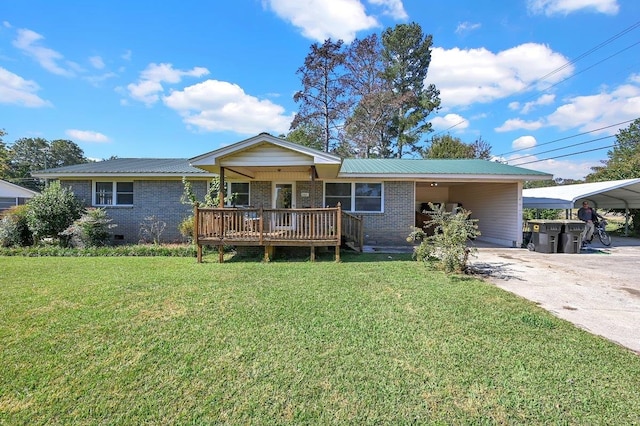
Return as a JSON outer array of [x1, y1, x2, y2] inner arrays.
[[429, 43, 571, 108], [0, 66, 51, 107], [127, 63, 210, 105], [264, 0, 378, 42], [368, 0, 408, 19], [89, 55, 105, 69], [455, 21, 481, 35], [163, 79, 294, 135], [495, 118, 544, 132], [85, 72, 118, 86], [122, 50, 132, 61], [12, 28, 74, 77], [66, 129, 110, 143], [512, 135, 537, 150], [545, 82, 640, 133], [3, 21, 12, 29], [430, 113, 469, 132], [520, 94, 556, 114], [527, 0, 619, 16]]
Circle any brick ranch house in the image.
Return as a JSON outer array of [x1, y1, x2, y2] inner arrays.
[[34, 133, 551, 253]]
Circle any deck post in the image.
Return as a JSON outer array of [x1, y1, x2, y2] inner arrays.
[[259, 206, 264, 245], [219, 245, 224, 263], [310, 246, 315, 262], [194, 203, 202, 263], [264, 245, 274, 262], [336, 203, 342, 262]]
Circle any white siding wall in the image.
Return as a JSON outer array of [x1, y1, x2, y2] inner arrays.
[[221, 145, 312, 167], [450, 182, 522, 247]]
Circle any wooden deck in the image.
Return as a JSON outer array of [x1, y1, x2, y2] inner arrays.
[[194, 205, 362, 262]]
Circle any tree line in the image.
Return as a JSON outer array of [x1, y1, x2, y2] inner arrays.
[[286, 22, 490, 159], [0, 129, 89, 191]]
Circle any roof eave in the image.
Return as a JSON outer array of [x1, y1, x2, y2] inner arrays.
[[32, 172, 216, 179], [337, 172, 552, 181]]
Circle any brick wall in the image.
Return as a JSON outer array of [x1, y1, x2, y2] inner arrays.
[[360, 181, 414, 246], [61, 179, 208, 244], [60, 178, 414, 246], [296, 180, 324, 208], [250, 181, 271, 208]]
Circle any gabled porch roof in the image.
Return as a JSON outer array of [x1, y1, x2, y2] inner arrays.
[[189, 133, 342, 180]]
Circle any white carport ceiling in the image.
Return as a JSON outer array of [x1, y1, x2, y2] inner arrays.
[[523, 178, 640, 210]]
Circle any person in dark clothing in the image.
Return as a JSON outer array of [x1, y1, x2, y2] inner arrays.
[[577, 201, 602, 247]]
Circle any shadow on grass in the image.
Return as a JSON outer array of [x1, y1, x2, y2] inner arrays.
[[200, 248, 415, 263]]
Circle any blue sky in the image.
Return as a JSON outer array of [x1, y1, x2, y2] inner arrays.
[[1, 0, 639, 180]]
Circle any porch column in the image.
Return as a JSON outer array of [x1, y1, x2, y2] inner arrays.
[[310, 165, 316, 208], [219, 166, 225, 207]]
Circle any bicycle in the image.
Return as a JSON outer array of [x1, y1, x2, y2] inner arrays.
[[590, 219, 611, 246]]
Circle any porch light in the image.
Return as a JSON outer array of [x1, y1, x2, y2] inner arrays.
[[430, 182, 438, 187]]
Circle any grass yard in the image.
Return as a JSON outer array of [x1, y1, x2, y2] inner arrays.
[[1, 253, 639, 424]]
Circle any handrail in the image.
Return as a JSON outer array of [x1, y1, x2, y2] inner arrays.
[[341, 211, 363, 252]]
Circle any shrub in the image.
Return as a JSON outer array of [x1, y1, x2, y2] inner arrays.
[[0, 244, 198, 257], [26, 181, 84, 245], [523, 208, 560, 221], [408, 203, 480, 274], [179, 215, 195, 242], [139, 215, 167, 245], [60, 208, 116, 248], [0, 205, 34, 247]]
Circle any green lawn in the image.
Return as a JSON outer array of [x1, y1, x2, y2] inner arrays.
[[1, 253, 639, 424]]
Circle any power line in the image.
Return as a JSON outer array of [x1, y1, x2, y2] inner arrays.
[[507, 135, 614, 162], [431, 21, 640, 141], [497, 118, 636, 157], [536, 40, 640, 95], [510, 144, 614, 166], [522, 21, 640, 94]]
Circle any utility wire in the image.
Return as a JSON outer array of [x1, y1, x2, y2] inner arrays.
[[511, 144, 614, 166], [536, 40, 640, 95], [431, 21, 640, 141], [522, 21, 640, 93], [497, 118, 636, 157], [507, 135, 614, 162]]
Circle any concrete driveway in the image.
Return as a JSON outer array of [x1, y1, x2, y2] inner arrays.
[[470, 236, 640, 354]]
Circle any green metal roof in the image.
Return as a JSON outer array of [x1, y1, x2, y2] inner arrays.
[[340, 158, 551, 176], [34, 157, 551, 179], [34, 158, 211, 176]]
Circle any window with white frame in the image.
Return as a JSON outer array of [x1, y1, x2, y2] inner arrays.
[[94, 181, 133, 206], [324, 182, 382, 212], [226, 182, 250, 206]]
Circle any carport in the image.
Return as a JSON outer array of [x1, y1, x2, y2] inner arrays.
[[523, 178, 640, 235]]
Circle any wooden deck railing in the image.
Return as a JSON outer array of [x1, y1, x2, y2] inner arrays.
[[194, 205, 346, 262], [342, 211, 363, 252]]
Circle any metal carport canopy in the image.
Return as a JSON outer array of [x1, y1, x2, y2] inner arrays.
[[522, 178, 640, 210]]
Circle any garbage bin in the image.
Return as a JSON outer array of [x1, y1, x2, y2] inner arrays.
[[558, 220, 585, 253], [527, 220, 562, 253]]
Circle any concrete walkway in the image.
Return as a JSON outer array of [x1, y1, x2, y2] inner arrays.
[[470, 236, 640, 354]]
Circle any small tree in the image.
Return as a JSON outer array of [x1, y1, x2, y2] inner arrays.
[[26, 181, 84, 245], [139, 216, 166, 245], [408, 203, 480, 273], [60, 208, 115, 248]]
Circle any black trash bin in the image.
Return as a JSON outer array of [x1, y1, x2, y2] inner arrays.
[[558, 220, 584, 253], [527, 220, 562, 253]]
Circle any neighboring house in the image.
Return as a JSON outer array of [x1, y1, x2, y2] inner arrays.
[[35, 133, 552, 248], [0, 179, 39, 211]]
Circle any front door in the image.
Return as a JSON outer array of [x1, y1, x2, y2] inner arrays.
[[273, 183, 295, 229]]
